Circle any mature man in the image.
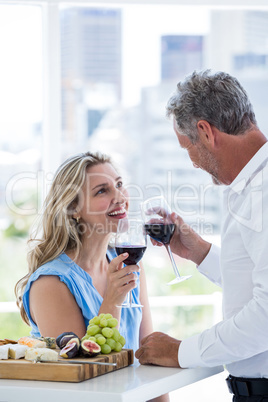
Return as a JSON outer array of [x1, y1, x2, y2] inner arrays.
[[135, 70, 268, 401]]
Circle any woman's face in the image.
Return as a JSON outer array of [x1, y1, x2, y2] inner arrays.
[[74, 163, 129, 236]]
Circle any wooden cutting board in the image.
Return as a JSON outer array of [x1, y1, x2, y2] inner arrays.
[[0, 349, 133, 382]]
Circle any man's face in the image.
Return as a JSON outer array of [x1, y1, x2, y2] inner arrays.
[[173, 117, 222, 185]]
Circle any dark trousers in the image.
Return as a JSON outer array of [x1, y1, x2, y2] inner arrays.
[[233, 396, 268, 402], [227, 375, 268, 401]]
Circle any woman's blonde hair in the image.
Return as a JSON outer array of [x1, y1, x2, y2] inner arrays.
[[15, 151, 111, 325]]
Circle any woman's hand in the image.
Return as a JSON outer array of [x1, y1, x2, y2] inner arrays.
[[101, 253, 139, 311], [151, 212, 211, 265]]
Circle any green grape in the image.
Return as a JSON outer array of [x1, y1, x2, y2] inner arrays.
[[106, 338, 116, 350], [102, 327, 113, 338], [81, 334, 89, 341], [89, 316, 100, 325], [119, 335, 126, 346], [99, 318, 108, 327], [96, 336, 106, 346], [107, 318, 118, 328], [101, 344, 111, 354], [112, 328, 120, 342], [86, 314, 126, 352], [114, 341, 122, 352], [87, 324, 101, 336], [94, 333, 103, 339]]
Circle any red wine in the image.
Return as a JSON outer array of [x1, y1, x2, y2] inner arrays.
[[145, 223, 175, 244], [115, 245, 146, 265]]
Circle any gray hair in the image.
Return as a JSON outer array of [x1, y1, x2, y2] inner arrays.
[[166, 70, 257, 143]]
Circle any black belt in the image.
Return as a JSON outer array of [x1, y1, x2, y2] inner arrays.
[[226, 375, 268, 397]]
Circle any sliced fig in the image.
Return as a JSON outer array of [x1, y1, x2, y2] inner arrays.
[[59, 341, 79, 358], [66, 336, 80, 349], [56, 331, 78, 348], [80, 339, 101, 357]]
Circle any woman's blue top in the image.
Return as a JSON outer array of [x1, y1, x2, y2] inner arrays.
[[22, 247, 142, 351]]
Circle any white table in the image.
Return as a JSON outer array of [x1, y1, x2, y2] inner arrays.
[[0, 361, 223, 402]]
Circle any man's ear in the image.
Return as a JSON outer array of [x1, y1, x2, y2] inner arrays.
[[197, 120, 215, 148]]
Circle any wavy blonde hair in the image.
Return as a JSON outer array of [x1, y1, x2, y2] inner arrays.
[[15, 151, 111, 325]]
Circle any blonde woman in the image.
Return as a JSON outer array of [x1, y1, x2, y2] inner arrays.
[[16, 151, 170, 402], [15, 152, 153, 351]]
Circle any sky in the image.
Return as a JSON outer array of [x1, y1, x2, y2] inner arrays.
[[122, 5, 210, 105]]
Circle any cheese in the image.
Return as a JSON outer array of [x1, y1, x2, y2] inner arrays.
[[0, 345, 9, 360], [33, 336, 56, 349], [18, 337, 46, 348], [8, 344, 29, 359], [25, 347, 58, 362]]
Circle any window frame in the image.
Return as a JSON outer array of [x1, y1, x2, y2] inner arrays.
[[4, 0, 268, 5]]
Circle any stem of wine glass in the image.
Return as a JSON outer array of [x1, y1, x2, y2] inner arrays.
[[124, 289, 130, 306], [129, 290, 132, 307], [165, 244, 181, 279]]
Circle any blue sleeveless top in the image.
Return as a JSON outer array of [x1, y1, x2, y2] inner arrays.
[[22, 247, 142, 351]]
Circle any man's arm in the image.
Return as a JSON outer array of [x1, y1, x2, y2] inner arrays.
[[169, 212, 212, 265], [135, 243, 221, 368], [136, 214, 222, 368], [136, 173, 268, 369]]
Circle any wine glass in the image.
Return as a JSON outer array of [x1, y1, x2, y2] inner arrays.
[[141, 196, 191, 285], [115, 218, 146, 308]]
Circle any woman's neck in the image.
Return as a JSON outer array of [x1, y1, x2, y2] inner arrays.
[[66, 232, 111, 274]]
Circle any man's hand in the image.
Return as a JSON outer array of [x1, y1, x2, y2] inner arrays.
[[135, 332, 182, 368], [170, 213, 211, 265], [151, 212, 211, 265]]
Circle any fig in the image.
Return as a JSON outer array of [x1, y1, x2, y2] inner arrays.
[[59, 341, 79, 358], [59, 335, 78, 349], [56, 332, 79, 348], [80, 339, 101, 357]]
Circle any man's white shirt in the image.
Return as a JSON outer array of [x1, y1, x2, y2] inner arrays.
[[179, 141, 268, 378]]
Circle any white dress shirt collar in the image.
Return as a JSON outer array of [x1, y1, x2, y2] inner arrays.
[[225, 141, 268, 195]]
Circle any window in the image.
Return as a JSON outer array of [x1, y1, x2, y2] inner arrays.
[[1, 1, 268, 345], [0, 4, 42, 337]]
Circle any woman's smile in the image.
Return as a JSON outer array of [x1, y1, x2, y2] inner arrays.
[[107, 205, 127, 219]]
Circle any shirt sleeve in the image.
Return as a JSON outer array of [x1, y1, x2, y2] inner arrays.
[[178, 243, 221, 368], [197, 243, 222, 287]]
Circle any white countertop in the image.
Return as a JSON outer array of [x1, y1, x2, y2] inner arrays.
[[0, 360, 223, 402]]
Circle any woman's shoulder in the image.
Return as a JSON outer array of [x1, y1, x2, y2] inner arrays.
[[36, 254, 72, 274], [27, 253, 74, 285], [24, 254, 81, 299]]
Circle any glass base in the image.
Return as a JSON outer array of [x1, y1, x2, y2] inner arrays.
[[117, 303, 143, 308], [167, 275, 192, 285]]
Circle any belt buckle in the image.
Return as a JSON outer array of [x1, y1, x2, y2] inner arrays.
[[226, 376, 250, 397], [237, 381, 250, 397]]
